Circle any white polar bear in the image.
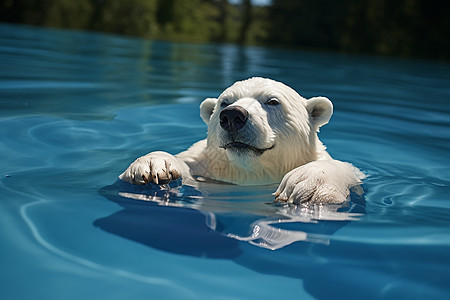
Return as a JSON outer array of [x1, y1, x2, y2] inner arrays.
[[119, 77, 364, 204]]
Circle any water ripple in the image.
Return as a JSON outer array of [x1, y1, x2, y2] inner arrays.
[[2, 23, 450, 299]]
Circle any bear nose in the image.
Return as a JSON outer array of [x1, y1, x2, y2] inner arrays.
[[220, 106, 249, 133]]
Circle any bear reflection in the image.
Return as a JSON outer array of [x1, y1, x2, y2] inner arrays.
[[96, 180, 364, 254]]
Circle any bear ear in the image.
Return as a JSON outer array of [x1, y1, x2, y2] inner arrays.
[[200, 98, 218, 125], [306, 96, 333, 129]]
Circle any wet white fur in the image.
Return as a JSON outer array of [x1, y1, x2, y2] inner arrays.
[[119, 77, 364, 204]]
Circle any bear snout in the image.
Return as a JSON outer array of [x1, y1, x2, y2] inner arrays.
[[220, 106, 249, 133]]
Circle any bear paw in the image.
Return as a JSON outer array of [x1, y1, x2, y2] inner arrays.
[[274, 162, 350, 204], [119, 152, 183, 185]]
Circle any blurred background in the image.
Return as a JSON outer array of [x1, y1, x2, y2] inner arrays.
[[1, 0, 449, 60]]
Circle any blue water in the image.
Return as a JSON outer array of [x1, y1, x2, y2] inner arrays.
[[1, 23, 449, 299]]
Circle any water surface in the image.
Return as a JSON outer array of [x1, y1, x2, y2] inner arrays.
[[1, 23, 450, 299]]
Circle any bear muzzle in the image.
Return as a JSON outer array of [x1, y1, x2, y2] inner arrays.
[[218, 104, 275, 155], [220, 106, 248, 133]]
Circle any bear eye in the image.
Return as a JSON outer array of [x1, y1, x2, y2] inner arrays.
[[266, 98, 280, 106]]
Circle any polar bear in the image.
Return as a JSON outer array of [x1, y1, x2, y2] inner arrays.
[[119, 77, 364, 204]]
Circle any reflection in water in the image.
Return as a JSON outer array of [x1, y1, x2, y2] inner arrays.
[[99, 180, 364, 251], [222, 203, 361, 250]]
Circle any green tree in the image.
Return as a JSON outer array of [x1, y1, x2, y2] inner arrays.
[[155, 0, 220, 42], [91, 0, 159, 38], [237, 0, 251, 44], [341, 0, 450, 59], [0, 0, 93, 29], [266, 0, 450, 59], [267, 0, 347, 49], [43, 0, 93, 29]]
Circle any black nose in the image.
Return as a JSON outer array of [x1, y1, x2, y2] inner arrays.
[[220, 106, 249, 133]]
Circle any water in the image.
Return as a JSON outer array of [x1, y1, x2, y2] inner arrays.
[[1, 23, 449, 299]]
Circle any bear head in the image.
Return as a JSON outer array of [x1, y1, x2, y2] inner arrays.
[[199, 77, 333, 183]]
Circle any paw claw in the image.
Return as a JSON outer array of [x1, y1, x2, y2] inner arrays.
[[120, 152, 184, 186], [275, 192, 288, 202]]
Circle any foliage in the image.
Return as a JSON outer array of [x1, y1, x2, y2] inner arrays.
[[267, 0, 450, 60], [155, 0, 221, 42], [90, 0, 159, 37], [0, 0, 448, 60]]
